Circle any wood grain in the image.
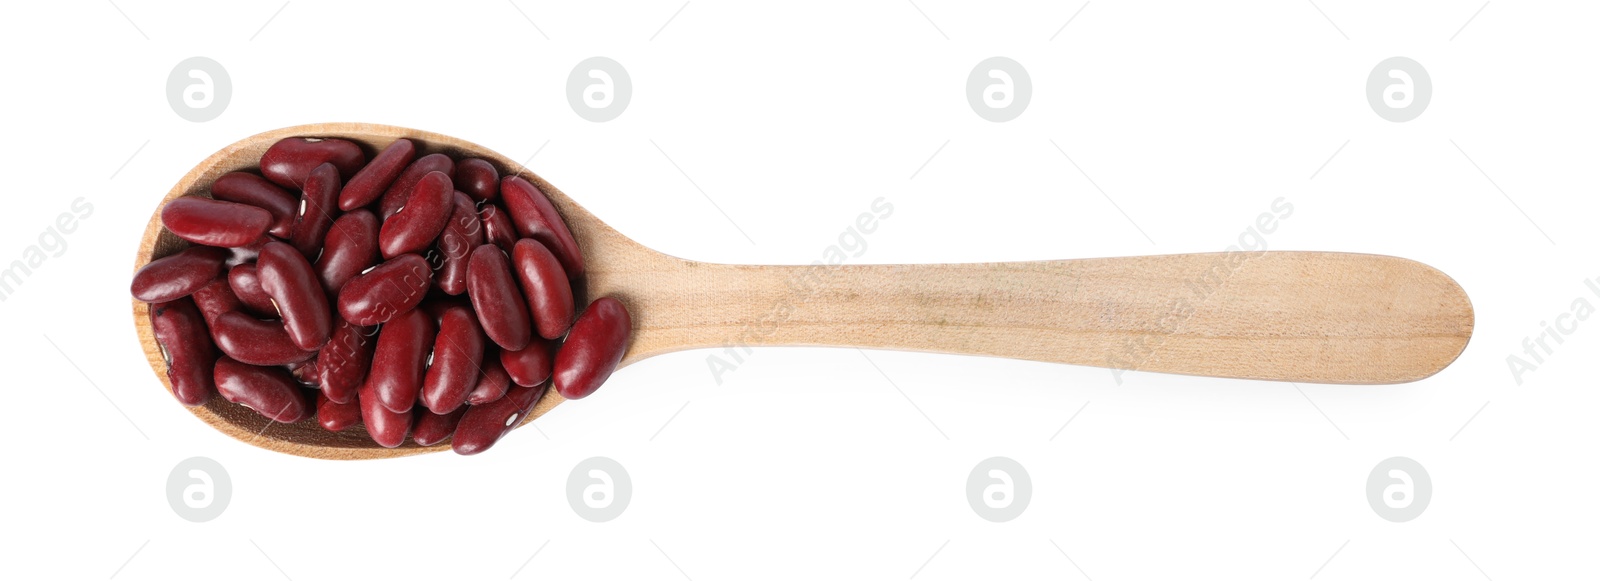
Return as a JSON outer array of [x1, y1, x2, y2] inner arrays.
[[134, 123, 1474, 460]]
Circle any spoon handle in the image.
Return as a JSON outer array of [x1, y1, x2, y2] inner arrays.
[[620, 251, 1473, 384]]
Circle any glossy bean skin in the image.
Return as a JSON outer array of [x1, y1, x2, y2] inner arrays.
[[435, 192, 484, 295], [369, 308, 435, 413], [227, 263, 278, 318], [289, 163, 342, 258], [336, 254, 432, 326], [257, 241, 332, 350], [553, 297, 632, 399], [378, 153, 454, 220], [189, 277, 243, 325], [500, 338, 553, 387], [379, 171, 454, 259], [260, 137, 366, 189], [421, 303, 485, 414], [479, 203, 517, 252], [512, 239, 575, 340], [452, 382, 546, 455], [161, 197, 273, 248], [466, 351, 511, 405], [466, 245, 532, 351], [456, 158, 499, 201], [412, 407, 466, 447], [131, 246, 229, 303], [500, 176, 585, 279], [314, 210, 380, 295], [288, 358, 320, 387], [214, 356, 312, 423], [316, 316, 374, 404], [225, 236, 269, 267], [210, 311, 317, 366], [339, 138, 416, 210], [359, 379, 413, 448], [211, 172, 298, 238], [317, 392, 362, 432], [150, 298, 217, 406]]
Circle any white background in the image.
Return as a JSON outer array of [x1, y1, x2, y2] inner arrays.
[[2, 1, 1597, 579]]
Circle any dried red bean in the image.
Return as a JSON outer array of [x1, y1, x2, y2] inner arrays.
[[211, 172, 298, 238], [512, 239, 575, 340], [359, 380, 412, 448], [314, 210, 380, 295], [288, 358, 320, 387], [434, 192, 484, 295], [210, 311, 317, 366], [466, 352, 511, 405], [412, 407, 466, 447], [161, 197, 273, 248], [214, 356, 312, 423], [452, 383, 546, 455], [501, 176, 585, 279], [379, 171, 454, 259], [131, 246, 228, 303], [317, 391, 362, 432], [257, 241, 332, 351], [420, 303, 485, 414], [500, 338, 553, 387], [260, 137, 366, 189], [456, 158, 499, 201], [466, 245, 532, 351], [317, 316, 374, 404], [225, 236, 269, 268], [289, 163, 342, 258], [189, 277, 242, 325], [378, 153, 454, 219], [369, 308, 435, 413], [150, 298, 217, 406], [339, 138, 416, 210], [553, 297, 631, 400], [479, 203, 517, 252], [336, 253, 432, 326], [227, 263, 277, 318]]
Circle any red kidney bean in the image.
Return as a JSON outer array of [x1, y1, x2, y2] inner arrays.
[[131, 246, 228, 303], [421, 303, 485, 415], [553, 297, 631, 400], [500, 338, 553, 387], [227, 263, 278, 318], [289, 163, 342, 259], [466, 351, 511, 405], [260, 137, 366, 189], [339, 138, 416, 210], [378, 153, 454, 220], [359, 379, 412, 448], [314, 210, 380, 295], [452, 382, 546, 455], [257, 241, 332, 351], [467, 245, 532, 351], [189, 277, 242, 325], [150, 298, 217, 406], [369, 307, 435, 413], [501, 176, 585, 280], [317, 391, 361, 432], [412, 406, 466, 447], [288, 358, 320, 387], [479, 203, 517, 252], [161, 197, 273, 248], [336, 253, 431, 326], [317, 316, 374, 404], [512, 239, 575, 340], [379, 171, 453, 259], [456, 158, 499, 201], [210, 311, 317, 366], [435, 192, 484, 295], [225, 236, 270, 267], [214, 356, 312, 423], [211, 172, 298, 238]]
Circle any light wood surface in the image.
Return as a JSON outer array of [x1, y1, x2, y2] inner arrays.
[[134, 123, 1475, 460]]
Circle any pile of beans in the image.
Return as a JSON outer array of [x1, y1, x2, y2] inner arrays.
[[133, 136, 632, 455]]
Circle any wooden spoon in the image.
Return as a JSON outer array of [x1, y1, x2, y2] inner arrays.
[[134, 123, 1474, 460]]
